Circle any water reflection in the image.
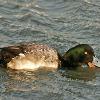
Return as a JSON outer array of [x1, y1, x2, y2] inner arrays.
[[2, 68, 56, 94], [0, 66, 99, 99], [59, 66, 96, 81]]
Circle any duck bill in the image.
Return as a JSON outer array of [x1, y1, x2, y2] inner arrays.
[[88, 56, 100, 68]]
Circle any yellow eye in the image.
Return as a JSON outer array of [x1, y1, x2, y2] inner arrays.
[[85, 52, 88, 55]]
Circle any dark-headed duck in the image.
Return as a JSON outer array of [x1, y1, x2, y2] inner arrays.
[[0, 43, 100, 70]]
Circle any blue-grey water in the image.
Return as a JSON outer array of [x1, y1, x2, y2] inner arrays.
[[0, 0, 100, 100]]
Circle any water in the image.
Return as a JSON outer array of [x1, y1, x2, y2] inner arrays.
[[0, 0, 100, 100]]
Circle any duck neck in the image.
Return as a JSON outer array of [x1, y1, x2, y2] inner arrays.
[[57, 53, 68, 70], [58, 53, 80, 70]]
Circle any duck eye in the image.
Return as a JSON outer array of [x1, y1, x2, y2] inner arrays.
[[84, 52, 88, 55]]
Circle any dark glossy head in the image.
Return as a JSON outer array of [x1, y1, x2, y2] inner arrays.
[[63, 44, 96, 69]]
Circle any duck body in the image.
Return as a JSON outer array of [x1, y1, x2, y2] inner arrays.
[[0, 43, 100, 70], [0, 43, 61, 70]]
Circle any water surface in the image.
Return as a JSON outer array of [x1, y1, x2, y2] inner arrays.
[[0, 0, 100, 100]]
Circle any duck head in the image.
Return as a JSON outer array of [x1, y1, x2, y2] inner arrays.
[[62, 44, 100, 69]]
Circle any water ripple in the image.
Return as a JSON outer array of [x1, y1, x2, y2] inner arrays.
[[0, 0, 100, 100]]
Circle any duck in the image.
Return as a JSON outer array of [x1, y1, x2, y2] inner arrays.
[[0, 43, 100, 70]]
